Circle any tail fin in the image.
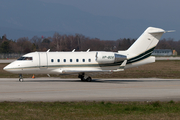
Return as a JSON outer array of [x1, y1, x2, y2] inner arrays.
[[127, 27, 165, 54]]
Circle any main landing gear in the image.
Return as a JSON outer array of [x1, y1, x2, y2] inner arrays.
[[78, 73, 92, 82], [19, 74, 23, 82], [18, 73, 92, 82]]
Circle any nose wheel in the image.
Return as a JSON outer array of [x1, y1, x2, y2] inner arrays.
[[19, 74, 23, 82]]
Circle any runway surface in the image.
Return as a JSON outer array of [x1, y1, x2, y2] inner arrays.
[[0, 78, 180, 102]]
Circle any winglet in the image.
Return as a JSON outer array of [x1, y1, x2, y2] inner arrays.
[[113, 60, 127, 72]]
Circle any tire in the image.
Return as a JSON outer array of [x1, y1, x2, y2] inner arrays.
[[19, 78, 23, 82], [81, 78, 85, 81], [86, 77, 92, 82]]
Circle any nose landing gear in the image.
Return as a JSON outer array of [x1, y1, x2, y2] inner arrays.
[[19, 74, 23, 82]]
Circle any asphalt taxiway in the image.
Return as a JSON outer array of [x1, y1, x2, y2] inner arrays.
[[0, 78, 180, 102]]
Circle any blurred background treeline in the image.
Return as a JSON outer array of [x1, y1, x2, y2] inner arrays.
[[0, 33, 178, 54]]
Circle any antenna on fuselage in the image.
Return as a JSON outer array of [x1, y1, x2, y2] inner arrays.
[[47, 49, 50, 52], [86, 49, 90, 52], [72, 49, 75, 52]]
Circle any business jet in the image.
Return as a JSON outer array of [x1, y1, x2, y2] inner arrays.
[[3, 27, 172, 82]]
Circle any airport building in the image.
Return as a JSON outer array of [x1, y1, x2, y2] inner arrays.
[[152, 49, 174, 56]]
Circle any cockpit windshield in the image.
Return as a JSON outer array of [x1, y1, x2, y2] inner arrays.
[[17, 57, 33, 60]]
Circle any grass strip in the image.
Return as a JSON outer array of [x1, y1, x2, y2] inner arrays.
[[0, 101, 180, 120]]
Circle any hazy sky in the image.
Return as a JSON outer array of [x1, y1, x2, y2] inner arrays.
[[1, 0, 179, 40], [40, 0, 179, 21], [39, 0, 179, 39]]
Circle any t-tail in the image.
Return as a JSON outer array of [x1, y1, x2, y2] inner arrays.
[[119, 27, 173, 68], [127, 27, 165, 54]]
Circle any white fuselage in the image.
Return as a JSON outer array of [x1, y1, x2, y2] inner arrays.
[[3, 51, 155, 75]]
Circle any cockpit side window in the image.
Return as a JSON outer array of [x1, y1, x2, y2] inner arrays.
[[17, 57, 33, 60]]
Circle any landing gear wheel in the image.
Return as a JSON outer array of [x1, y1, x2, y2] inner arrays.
[[78, 73, 92, 82], [19, 74, 23, 82], [19, 78, 23, 82], [78, 74, 85, 81], [86, 77, 92, 82], [81, 78, 85, 81]]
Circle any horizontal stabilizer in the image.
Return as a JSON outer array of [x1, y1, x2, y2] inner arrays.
[[149, 30, 175, 34], [165, 30, 175, 33]]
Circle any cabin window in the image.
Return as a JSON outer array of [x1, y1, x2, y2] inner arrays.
[[57, 59, 60, 62], [76, 59, 79, 62], [82, 59, 85, 62], [51, 59, 54, 62], [64, 59, 66, 62], [18, 57, 33, 60], [70, 59, 72, 62], [88, 59, 91, 62]]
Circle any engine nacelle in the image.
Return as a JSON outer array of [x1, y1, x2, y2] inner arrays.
[[95, 52, 127, 63]]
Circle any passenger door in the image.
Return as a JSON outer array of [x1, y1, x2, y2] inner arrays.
[[39, 52, 48, 69]]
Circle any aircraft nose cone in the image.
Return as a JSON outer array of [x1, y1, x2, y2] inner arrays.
[[3, 63, 13, 72], [3, 67, 6, 70], [3, 64, 17, 73], [3, 65, 9, 71]]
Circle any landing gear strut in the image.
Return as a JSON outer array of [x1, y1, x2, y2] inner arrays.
[[78, 73, 92, 82], [19, 74, 23, 82]]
